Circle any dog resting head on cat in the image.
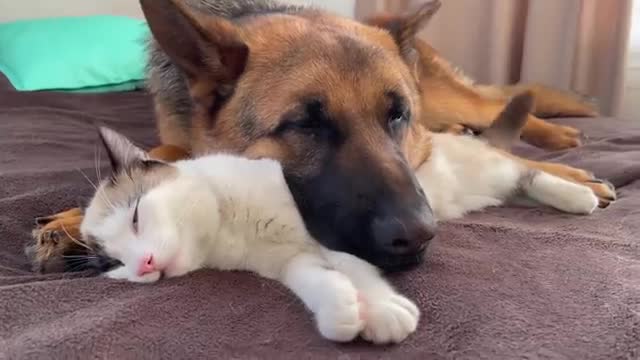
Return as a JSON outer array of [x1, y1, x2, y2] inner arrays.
[[142, 0, 444, 271]]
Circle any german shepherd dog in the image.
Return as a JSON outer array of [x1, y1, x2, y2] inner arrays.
[[29, 0, 615, 273]]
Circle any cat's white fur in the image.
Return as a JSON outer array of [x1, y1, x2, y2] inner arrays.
[[81, 128, 599, 345], [418, 133, 598, 220]]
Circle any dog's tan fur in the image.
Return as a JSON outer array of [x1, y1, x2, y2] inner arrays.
[[29, 0, 614, 273]]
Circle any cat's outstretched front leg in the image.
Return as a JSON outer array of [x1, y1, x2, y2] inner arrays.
[[519, 158, 616, 208], [324, 250, 420, 345], [282, 253, 364, 342], [520, 171, 600, 215]]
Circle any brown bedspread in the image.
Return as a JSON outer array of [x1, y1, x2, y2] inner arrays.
[[0, 83, 639, 359]]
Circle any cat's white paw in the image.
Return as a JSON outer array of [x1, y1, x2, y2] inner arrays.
[[558, 185, 599, 215], [315, 279, 364, 342], [528, 173, 600, 215], [360, 292, 420, 344]]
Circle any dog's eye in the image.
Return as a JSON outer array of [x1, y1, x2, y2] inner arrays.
[[132, 198, 140, 232], [461, 125, 483, 137], [275, 99, 333, 139], [276, 118, 324, 136], [388, 108, 408, 131], [293, 118, 324, 132], [387, 92, 410, 133]]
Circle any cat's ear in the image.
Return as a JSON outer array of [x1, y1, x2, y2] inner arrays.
[[98, 127, 150, 173], [364, 0, 441, 62]]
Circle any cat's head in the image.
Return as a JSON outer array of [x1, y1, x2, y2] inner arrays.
[[80, 127, 215, 283]]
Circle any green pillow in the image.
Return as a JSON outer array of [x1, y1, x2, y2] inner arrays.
[[65, 80, 144, 93], [0, 15, 149, 92]]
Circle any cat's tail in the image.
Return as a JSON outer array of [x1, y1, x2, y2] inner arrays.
[[480, 91, 535, 152]]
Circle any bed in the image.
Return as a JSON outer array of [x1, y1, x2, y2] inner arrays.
[[1, 72, 639, 359]]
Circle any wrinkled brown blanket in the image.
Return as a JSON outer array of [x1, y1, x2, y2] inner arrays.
[[1, 78, 639, 359]]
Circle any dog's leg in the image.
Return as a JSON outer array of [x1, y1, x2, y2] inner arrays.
[[323, 250, 420, 345], [281, 252, 364, 342], [148, 143, 191, 162], [420, 82, 582, 150], [519, 115, 583, 150], [29, 144, 191, 273], [476, 83, 599, 119], [516, 158, 617, 208]]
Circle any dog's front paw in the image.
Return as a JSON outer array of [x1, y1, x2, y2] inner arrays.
[[360, 292, 420, 344], [315, 279, 364, 342]]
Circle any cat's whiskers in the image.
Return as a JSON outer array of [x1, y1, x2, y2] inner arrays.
[[94, 144, 103, 184], [77, 168, 98, 192], [77, 168, 116, 210], [63, 255, 97, 260], [94, 145, 98, 180], [96, 188, 117, 212], [66, 262, 92, 272], [92, 146, 111, 209], [95, 147, 114, 209], [63, 257, 90, 265], [60, 223, 93, 252]]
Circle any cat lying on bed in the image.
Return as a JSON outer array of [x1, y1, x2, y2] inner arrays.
[[85, 127, 420, 345], [80, 95, 601, 344]]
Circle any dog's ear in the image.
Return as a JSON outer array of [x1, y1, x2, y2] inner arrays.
[[480, 92, 535, 151], [364, 0, 441, 62], [98, 127, 150, 174], [140, 0, 248, 92]]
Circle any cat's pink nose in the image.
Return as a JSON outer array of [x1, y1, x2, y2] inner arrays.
[[137, 254, 156, 276]]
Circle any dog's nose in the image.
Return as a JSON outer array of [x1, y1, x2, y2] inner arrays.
[[372, 214, 436, 256]]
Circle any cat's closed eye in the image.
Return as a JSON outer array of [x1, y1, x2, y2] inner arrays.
[[132, 198, 140, 233]]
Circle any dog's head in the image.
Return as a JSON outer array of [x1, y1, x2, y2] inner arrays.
[[140, 0, 441, 271]]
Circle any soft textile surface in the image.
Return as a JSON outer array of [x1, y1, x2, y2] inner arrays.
[[0, 16, 148, 92], [0, 87, 638, 359]]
